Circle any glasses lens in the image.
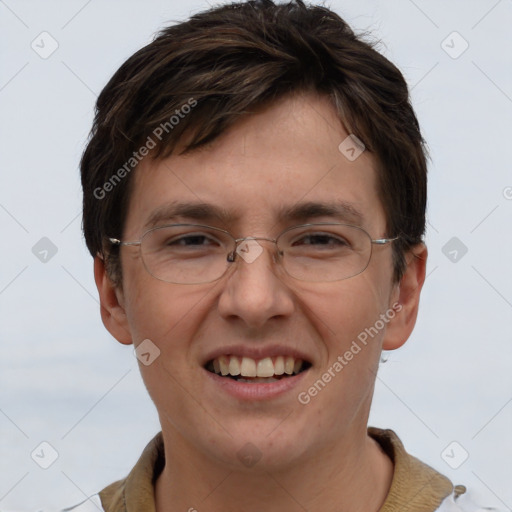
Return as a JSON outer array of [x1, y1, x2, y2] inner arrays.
[[278, 224, 372, 282], [139, 223, 372, 284], [140, 225, 234, 284]]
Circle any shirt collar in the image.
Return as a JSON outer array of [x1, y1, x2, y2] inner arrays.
[[99, 428, 455, 512]]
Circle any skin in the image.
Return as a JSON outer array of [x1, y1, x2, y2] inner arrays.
[[95, 92, 427, 512]]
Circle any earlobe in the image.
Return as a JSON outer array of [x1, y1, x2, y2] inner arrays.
[[382, 243, 427, 351], [94, 255, 133, 345]]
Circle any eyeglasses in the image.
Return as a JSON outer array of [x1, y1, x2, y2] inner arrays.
[[107, 223, 398, 284]]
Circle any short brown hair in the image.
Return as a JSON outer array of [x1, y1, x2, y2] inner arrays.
[[81, 0, 427, 285]]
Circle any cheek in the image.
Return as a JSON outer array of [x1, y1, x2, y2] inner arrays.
[[121, 279, 228, 444], [123, 281, 208, 412], [294, 276, 390, 419], [122, 268, 208, 361], [302, 274, 390, 357]]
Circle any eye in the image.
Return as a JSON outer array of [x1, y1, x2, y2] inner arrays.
[[292, 233, 349, 247], [165, 233, 220, 248]]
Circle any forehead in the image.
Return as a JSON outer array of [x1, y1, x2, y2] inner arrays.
[[123, 93, 386, 237]]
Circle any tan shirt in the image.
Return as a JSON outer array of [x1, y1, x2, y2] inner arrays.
[[98, 427, 459, 512]]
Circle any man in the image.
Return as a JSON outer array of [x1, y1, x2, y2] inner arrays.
[[74, 1, 489, 510]]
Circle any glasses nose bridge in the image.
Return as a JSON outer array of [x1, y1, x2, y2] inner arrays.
[[228, 235, 281, 264], [234, 235, 278, 246]]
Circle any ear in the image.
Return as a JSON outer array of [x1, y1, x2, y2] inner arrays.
[[94, 255, 133, 345], [382, 243, 427, 350]]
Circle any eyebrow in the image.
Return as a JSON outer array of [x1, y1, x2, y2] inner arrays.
[[144, 200, 364, 230]]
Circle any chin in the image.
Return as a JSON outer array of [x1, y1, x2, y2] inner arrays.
[[205, 422, 310, 471]]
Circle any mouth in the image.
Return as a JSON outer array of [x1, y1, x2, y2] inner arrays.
[[205, 355, 312, 383]]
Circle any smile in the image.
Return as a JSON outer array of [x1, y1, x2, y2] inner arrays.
[[205, 355, 311, 383]]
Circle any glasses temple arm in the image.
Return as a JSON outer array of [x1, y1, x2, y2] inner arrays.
[[371, 236, 399, 245], [107, 237, 141, 247]]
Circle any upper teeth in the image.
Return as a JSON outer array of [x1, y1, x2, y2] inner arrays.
[[211, 356, 304, 377]]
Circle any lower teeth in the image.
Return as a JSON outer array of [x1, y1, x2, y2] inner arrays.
[[236, 377, 281, 383]]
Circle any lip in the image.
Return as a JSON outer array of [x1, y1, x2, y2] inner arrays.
[[203, 366, 310, 401], [201, 344, 313, 368]]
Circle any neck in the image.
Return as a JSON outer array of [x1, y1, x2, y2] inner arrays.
[[155, 427, 393, 512]]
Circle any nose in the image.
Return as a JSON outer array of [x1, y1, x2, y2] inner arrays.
[[217, 238, 295, 330]]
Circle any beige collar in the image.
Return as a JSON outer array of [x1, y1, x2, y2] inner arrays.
[[368, 427, 454, 511], [99, 427, 454, 512]]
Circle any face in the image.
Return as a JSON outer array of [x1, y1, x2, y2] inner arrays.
[[100, 93, 417, 470]]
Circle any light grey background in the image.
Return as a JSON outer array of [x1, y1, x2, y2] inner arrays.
[[1, 0, 511, 510]]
